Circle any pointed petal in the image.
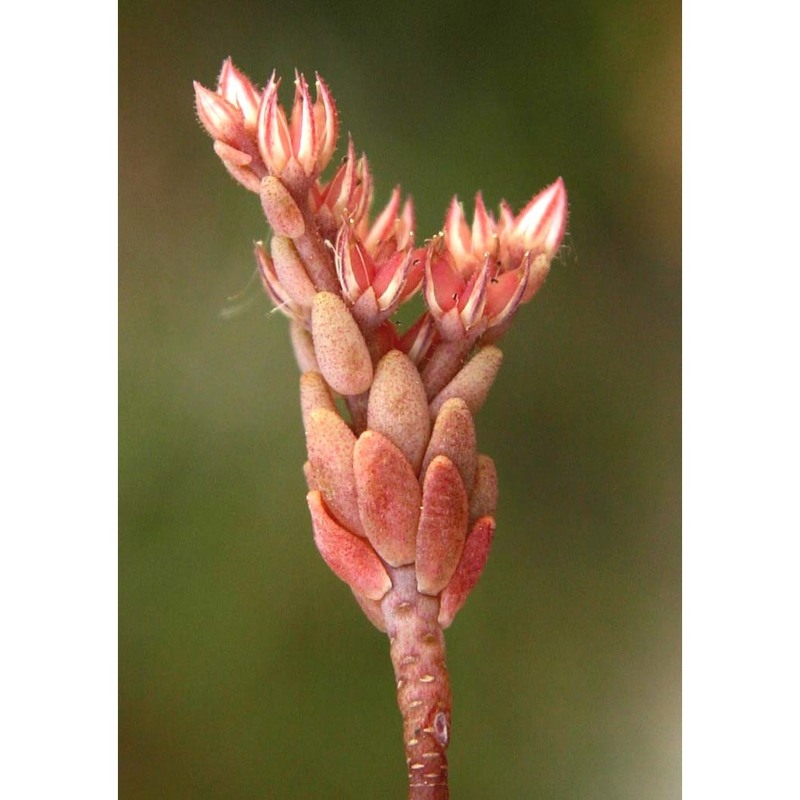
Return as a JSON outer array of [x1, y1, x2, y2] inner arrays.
[[513, 177, 568, 257], [471, 192, 492, 252], [308, 491, 392, 601], [364, 187, 402, 252], [485, 256, 529, 329], [438, 516, 495, 628], [459, 255, 490, 330], [373, 249, 412, 311], [217, 58, 261, 131], [335, 223, 374, 301], [354, 430, 421, 566], [444, 196, 471, 262], [256, 73, 291, 174], [291, 71, 317, 175], [314, 73, 339, 171], [399, 313, 436, 365], [415, 456, 469, 596], [194, 81, 246, 145]]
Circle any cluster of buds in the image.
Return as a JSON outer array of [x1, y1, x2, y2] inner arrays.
[[195, 59, 567, 799]]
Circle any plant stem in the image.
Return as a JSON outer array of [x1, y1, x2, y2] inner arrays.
[[382, 565, 451, 800]]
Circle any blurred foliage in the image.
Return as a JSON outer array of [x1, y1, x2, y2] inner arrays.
[[120, 0, 680, 797]]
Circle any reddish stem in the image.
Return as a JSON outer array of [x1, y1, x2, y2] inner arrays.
[[382, 566, 451, 800]]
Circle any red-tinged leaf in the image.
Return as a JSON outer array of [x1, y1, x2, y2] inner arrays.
[[305, 408, 364, 537], [307, 491, 391, 601], [354, 430, 421, 567], [429, 345, 503, 417], [259, 175, 305, 238], [422, 398, 477, 490], [351, 588, 387, 632], [367, 350, 431, 473], [311, 292, 374, 396], [438, 516, 495, 628], [415, 456, 469, 596], [469, 454, 498, 521]]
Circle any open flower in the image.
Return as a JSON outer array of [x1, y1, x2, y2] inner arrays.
[[334, 189, 425, 328], [425, 179, 568, 340], [194, 62, 339, 193], [257, 70, 338, 187], [310, 137, 374, 242]]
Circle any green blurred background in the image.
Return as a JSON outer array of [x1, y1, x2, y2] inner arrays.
[[120, 0, 680, 797]]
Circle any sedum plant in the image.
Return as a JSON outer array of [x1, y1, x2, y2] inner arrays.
[[194, 59, 567, 800]]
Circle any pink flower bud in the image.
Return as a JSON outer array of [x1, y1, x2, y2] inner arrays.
[[367, 350, 431, 473], [438, 516, 495, 628], [354, 430, 421, 567], [415, 456, 469, 596], [194, 81, 248, 149], [217, 58, 261, 135], [311, 292, 374, 396], [308, 491, 392, 601]]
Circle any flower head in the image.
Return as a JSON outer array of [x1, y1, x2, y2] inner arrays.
[[195, 61, 339, 193], [334, 189, 425, 328], [257, 70, 338, 188], [425, 178, 567, 340]]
